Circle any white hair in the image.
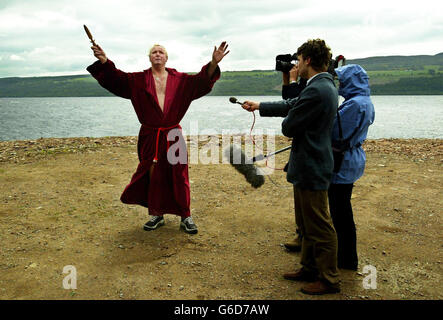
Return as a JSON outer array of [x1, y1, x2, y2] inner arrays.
[[148, 44, 168, 58]]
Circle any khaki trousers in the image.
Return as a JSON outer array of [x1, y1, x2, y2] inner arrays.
[[293, 186, 339, 286]]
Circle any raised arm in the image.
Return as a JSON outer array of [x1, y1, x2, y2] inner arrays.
[[207, 41, 230, 78], [183, 42, 229, 101], [87, 45, 131, 99]]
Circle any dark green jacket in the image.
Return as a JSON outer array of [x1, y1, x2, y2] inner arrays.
[[259, 73, 338, 190]]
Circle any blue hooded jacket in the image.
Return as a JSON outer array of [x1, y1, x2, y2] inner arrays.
[[331, 64, 375, 184]]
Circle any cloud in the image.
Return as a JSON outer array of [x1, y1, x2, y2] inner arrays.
[[10, 54, 24, 61], [0, 0, 442, 77]]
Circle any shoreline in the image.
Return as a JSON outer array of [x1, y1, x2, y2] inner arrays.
[[1, 136, 442, 164]]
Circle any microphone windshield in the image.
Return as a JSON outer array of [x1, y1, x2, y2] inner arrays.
[[224, 145, 265, 188], [229, 97, 238, 104]]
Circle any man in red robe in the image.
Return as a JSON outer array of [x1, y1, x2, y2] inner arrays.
[[87, 42, 229, 234]]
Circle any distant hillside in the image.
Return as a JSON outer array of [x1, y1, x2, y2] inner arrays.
[[0, 75, 111, 97], [1, 53, 442, 97], [348, 52, 443, 71]]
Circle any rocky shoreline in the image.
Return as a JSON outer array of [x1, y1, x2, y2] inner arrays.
[[1, 136, 442, 164]]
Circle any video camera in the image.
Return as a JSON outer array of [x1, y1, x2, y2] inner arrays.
[[275, 54, 297, 73], [275, 54, 346, 77]]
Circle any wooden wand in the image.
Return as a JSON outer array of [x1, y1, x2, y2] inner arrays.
[[83, 25, 97, 46]]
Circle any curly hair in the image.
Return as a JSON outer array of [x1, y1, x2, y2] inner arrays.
[[296, 39, 332, 72]]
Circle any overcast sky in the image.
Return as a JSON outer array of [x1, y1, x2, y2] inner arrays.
[[0, 0, 442, 77]]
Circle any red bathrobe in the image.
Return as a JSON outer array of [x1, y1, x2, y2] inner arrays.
[[87, 59, 220, 217]]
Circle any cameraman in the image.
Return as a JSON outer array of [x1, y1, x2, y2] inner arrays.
[[242, 39, 340, 295], [282, 62, 375, 270], [280, 63, 306, 253]]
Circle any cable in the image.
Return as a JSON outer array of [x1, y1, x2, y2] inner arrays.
[[248, 111, 285, 171]]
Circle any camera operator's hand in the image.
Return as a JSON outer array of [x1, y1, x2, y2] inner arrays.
[[289, 64, 299, 83], [242, 100, 260, 112], [282, 71, 290, 85]]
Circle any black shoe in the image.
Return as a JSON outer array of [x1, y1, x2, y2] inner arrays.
[[301, 280, 341, 295], [180, 217, 198, 234], [283, 268, 318, 282], [284, 237, 302, 252], [143, 215, 165, 231]]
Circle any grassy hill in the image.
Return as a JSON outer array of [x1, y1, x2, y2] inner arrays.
[[1, 53, 442, 97]]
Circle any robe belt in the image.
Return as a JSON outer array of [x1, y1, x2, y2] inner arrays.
[[141, 124, 182, 163]]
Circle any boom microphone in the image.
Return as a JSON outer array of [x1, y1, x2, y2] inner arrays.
[[252, 145, 292, 162], [224, 145, 265, 188]]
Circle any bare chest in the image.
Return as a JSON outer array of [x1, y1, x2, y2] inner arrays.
[[153, 75, 168, 111]]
